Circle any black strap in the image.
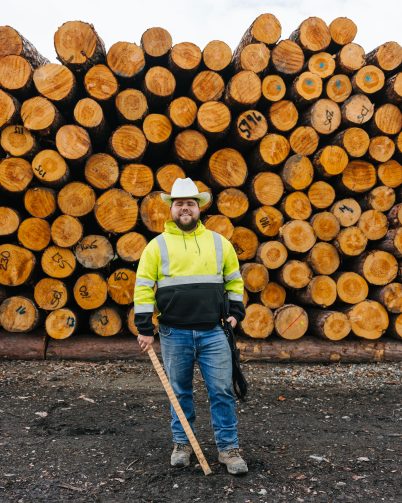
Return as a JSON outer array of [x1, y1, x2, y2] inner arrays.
[[222, 294, 248, 401]]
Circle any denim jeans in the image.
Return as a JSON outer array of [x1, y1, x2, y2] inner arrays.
[[158, 323, 239, 451]]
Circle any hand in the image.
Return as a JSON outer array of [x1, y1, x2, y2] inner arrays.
[[226, 316, 237, 328], [137, 334, 154, 352]]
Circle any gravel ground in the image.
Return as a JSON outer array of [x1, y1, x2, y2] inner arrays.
[[0, 360, 401, 503]]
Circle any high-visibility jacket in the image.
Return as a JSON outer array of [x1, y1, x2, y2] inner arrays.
[[134, 219, 245, 336]]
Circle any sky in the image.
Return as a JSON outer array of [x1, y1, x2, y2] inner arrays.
[[1, 0, 401, 62]]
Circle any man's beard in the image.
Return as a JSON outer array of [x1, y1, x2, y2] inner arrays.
[[173, 214, 199, 231]]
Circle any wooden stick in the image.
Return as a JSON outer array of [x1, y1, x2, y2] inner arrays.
[[147, 346, 212, 476]]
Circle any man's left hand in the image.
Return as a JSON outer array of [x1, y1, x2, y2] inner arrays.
[[226, 316, 237, 328]]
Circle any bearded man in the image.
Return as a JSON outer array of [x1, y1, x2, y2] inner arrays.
[[134, 177, 247, 475]]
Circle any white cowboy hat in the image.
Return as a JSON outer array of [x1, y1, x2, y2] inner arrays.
[[160, 177, 211, 207]]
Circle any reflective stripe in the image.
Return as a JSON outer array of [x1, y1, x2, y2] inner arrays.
[[156, 235, 170, 276], [135, 278, 155, 288], [228, 292, 243, 302], [158, 275, 224, 288], [134, 303, 155, 313], [212, 232, 223, 274], [224, 270, 241, 282]]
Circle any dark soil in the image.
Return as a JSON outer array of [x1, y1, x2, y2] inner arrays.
[[0, 360, 401, 503]]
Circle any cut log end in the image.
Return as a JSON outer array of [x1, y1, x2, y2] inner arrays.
[[90, 307, 123, 337], [202, 40, 232, 72], [336, 272, 369, 305], [329, 17, 357, 46], [34, 278, 68, 311], [116, 232, 148, 262], [73, 273, 108, 310], [274, 304, 308, 340], [241, 262, 269, 293], [46, 308, 77, 339], [0, 296, 39, 333], [140, 191, 171, 233], [348, 300, 389, 340], [107, 269, 136, 305], [0, 244, 35, 287], [240, 303, 274, 339], [94, 189, 138, 234], [54, 21, 105, 69]]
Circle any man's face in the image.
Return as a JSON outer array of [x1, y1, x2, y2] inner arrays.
[[171, 198, 200, 231]]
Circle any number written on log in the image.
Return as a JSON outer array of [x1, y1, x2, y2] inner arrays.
[[339, 204, 353, 213], [34, 165, 46, 178], [357, 105, 370, 124], [260, 216, 271, 228], [51, 252, 72, 270], [66, 316, 75, 327], [79, 285, 90, 298], [50, 290, 62, 308], [16, 305, 26, 315], [0, 251, 10, 271], [233, 244, 244, 255], [324, 109, 334, 132], [100, 315, 109, 326], [78, 239, 98, 251], [238, 111, 263, 138], [14, 126, 24, 134], [114, 271, 128, 281]]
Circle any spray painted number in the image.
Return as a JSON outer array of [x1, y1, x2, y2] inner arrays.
[[339, 205, 354, 213], [100, 315, 109, 326], [50, 290, 62, 308], [238, 112, 263, 138], [16, 305, 26, 315], [259, 216, 271, 228], [233, 244, 244, 255], [0, 251, 10, 271], [51, 252, 72, 270], [324, 109, 335, 131], [78, 239, 98, 250], [357, 105, 370, 124], [114, 271, 128, 281], [66, 316, 75, 327], [34, 165, 46, 178], [79, 285, 89, 298], [14, 126, 24, 134]]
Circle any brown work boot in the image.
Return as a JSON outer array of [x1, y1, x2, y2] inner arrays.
[[218, 448, 248, 475], [171, 443, 193, 467]]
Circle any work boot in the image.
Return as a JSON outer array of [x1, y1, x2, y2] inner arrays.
[[171, 443, 193, 467], [218, 448, 248, 475]]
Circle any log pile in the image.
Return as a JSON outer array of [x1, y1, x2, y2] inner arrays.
[[0, 17, 401, 348]]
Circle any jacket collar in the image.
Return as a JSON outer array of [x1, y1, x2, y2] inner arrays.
[[164, 219, 206, 236]]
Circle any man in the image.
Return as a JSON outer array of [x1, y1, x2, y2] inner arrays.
[[134, 177, 248, 475]]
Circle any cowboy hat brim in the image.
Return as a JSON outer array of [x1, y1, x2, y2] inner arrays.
[[160, 191, 211, 207]]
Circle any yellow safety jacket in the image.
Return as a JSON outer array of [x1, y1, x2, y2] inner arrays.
[[134, 219, 245, 335]]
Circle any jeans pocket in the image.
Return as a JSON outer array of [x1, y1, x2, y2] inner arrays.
[[158, 324, 172, 337]]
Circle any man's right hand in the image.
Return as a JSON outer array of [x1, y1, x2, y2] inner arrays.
[[137, 334, 154, 352]]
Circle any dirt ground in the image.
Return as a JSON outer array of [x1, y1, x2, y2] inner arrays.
[[0, 359, 401, 503]]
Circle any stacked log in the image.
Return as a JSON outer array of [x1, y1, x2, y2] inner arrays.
[[0, 16, 401, 346]]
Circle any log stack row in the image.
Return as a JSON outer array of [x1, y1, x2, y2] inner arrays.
[[0, 15, 401, 346]]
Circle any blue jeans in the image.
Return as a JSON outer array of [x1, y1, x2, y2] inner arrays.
[[158, 323, 239, 451]]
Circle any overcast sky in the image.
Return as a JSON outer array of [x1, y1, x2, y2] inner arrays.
[[2, 0, 401, 61]]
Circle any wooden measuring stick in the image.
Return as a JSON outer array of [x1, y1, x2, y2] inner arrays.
[[147, 346, 212, 475]]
